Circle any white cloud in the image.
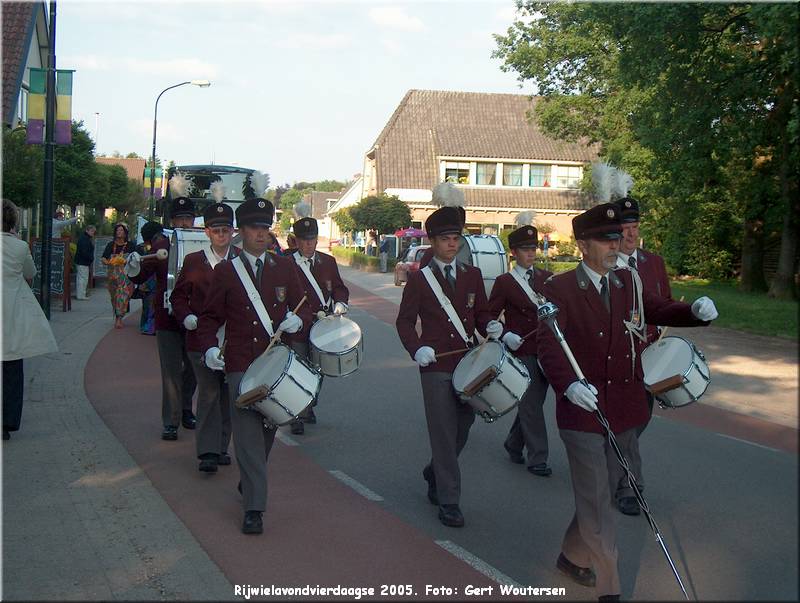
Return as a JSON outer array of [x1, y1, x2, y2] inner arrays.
[[273, 33, 353, 50], [494, 5, 517, 23], [131, 119, 181, 144], [61, 54, 112, 71], [60, 55, 218, 79], [368, 6, 424, 32], [381, 38, 404, 56]]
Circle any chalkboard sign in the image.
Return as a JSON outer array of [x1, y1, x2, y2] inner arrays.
[[93, 236, 112, 278], [32, 240, 66, 295]]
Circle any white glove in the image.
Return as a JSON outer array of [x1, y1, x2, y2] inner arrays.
[[278, 311, 302, 334], [485, 320, 503, 340], [183, 314, 198, 331], [124, 252, 141, 277], [333, 301, 348, 315], [502, 331, 523, 351], [691, 296, 718, 321], [565, 381, 599, 412], [204, 347, 225, 371], [414, 346, 436, 367]]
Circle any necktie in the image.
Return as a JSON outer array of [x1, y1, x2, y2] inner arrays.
[[444, 264, 456, 291], [600, 275, 610, 312], [628, 255, 637, 269], [255, 258, 263, 288], [526, 268, 533, 289]]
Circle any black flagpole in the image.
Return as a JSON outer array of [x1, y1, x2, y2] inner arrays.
[[40, 0, 58, 318]]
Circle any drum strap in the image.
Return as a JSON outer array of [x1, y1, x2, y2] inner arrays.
[[293, 251, 328, 309], [510, 267, 542, 307], [421, 266, 471, 345], [232, 256, 275, 337], [621, 265, 648, 374]]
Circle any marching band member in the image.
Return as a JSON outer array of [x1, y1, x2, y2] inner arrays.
[[287, 202, 349, 435], [126, 184, 197, 441], [170, 195, 238, 473], [396, 205, 500, 528], [487, 213, 553, 476], [196, 197, 312, 535], [536, 203, 718, 600], [419, 182, 467, 269]]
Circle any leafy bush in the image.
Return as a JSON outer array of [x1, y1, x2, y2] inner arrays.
[[331, 246, 397, 272]]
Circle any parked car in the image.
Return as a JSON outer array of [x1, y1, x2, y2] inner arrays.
[[394, 245, 430, 286]]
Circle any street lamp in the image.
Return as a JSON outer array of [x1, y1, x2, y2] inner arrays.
[[148, 79, 211, 220]]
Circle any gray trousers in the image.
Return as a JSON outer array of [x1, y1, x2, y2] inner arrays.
[[504, 355, 550, 466], [188, 351, 232, 459], [155, 330, 197, 428], [559, 428, 639, 597], [289, 340, 321, 418], [226, 372, 277, 512], [421, 372, 476, 506]]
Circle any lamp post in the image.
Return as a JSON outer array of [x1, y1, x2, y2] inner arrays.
[[148, 79, 211, 220]]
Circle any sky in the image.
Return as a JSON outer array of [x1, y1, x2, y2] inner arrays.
[[58, 0, 530, 187]]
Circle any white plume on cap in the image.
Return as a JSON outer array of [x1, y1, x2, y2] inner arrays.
[[169, 172, 192, 198], [515, 211, 537, 227], [250, 171, 269, 198], [591, 161, 634, 203], [293, 201, 312, 219], [431, 182, 465, 208], [209, 181, 225, 203]]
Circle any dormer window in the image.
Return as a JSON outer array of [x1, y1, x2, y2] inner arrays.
[[444, 161, 470, 184], [556, 165, 582, 188], [476, 162, 496, 185], [503, 164, 523, 186], [530, 164, 551, 187]]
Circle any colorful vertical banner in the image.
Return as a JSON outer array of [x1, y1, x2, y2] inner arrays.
[[26, 68, 46, 144], [143, 168, 163, 199], [54, 70, 74, 145]]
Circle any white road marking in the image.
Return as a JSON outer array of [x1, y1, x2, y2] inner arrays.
[[715, 432, 781, 453], [329, 470, 384, 501], [276, 431, 299, 446], [435, 540, 522, 588]]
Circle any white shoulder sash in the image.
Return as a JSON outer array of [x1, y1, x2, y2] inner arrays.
[[232, 255, 274, 337], [421, 266, 470, 345], [294, 251, 327, 309], [510, 268, 539, 306]]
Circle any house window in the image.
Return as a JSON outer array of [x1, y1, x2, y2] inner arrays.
[[444, 161, 470, 184], [530, 164, 551, 187], [555, 165, 582, 188], [503, 163, 523, 186], [476, 162, 496, 185], [17, 88, 28, 124]]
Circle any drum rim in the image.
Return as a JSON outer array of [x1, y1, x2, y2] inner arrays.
[[239, 343, 293, 395], [453, 340, 509, 396], [645, 336, 711, 408]]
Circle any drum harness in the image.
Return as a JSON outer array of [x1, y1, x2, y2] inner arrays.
[[620, 263, 649, 375], [420, 266, 472, 346], [293, 251, 330, 313]]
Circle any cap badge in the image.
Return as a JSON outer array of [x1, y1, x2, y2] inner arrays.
[[304, 220, 310, 227], [179, 199, 185, 205], [217, 206, 223, 213], [527, 228, 533, 235], [258, 201, 265, 208], [625, 201, 631, 208], [606, 209, 615, 218]]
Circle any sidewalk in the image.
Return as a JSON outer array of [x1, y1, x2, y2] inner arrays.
[[1, 292, 232, 600], [338, 265, 799, 429]]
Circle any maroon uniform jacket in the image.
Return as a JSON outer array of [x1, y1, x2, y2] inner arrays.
[[169, 246, 240, 353], [396, 260, 493, 374], [621, 249, 672, 345], [128, 237, 178, 332], [537, 264, 708, 435], [196, 253, 313, 374], [487, 267, 553, 357], [288, 251, 349, 316]]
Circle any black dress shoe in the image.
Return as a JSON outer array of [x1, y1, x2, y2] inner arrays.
[[242, 511, 263, 534], [161, 426, 178, 441], [218, 453, 232, 466], [422, 466, 438, 506], [199, 458, 218, 473], [290, 420, 304, 435], [237, 481, 242, 495], [438, 504, 465, 528], [598, 595, 620, 601], [504, 442, 524, 464], [528, 463, 553, 477], [181, 412, 197, 430], [617, 496, 640, 516], [557, 553, 596, 587], [304, 408, 317, 424]]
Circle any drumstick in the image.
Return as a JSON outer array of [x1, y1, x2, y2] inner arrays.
[[657, 296, 685, 341], [140, 248, 168, 261], [219, 340, 226, 360], [262, 295, 308, 357], [435, 347, 471, 359]]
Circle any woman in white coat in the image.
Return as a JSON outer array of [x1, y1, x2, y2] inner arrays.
[[2, 199, 58, 440]]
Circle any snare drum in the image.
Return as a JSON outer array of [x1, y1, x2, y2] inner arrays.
[[237, 344, 322, 426], [641, 336, 710, 409], [166, 229, 208, 310], [452, 340, 530, 422], [456, 235, 508, 298], [309, 315, 364, 377]]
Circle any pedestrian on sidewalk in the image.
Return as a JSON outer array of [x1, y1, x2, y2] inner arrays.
[[101, 223, 135, 329], [2, 199, 58, 440], [74, 224, 96, 300], [52, 209, 77, 239], [379, 234, 389, 273]]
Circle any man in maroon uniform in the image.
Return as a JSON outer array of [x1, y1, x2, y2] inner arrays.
[[196, 198, 312, 535], [126, 199, 198, 441], [488, 224, 553, 476], [170, 202, 238, 473], [396, 206, 501, 528], [537, 203, 718, 600], [287, 213, 349, 434]]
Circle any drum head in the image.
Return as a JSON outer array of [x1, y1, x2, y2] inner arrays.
[[455, 236, 472, 266], [310, 315, 362, 353], [239, 344, 292, 394], [641, 336, 694, 384], [452, 341, 503, 391]]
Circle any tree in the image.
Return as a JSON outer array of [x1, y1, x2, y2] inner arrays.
[[278, 188, 306, 232], [2, 126, 44, 207], [54, 121, 96, 213], [332, 207, 356, 235], [349, 194, 411, 235], [313, 179, 348, 192]]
